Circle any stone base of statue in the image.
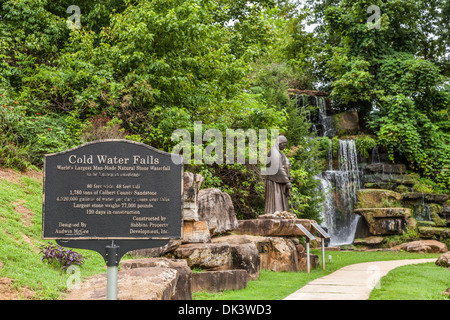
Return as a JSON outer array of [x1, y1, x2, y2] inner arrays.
[[235, 218, 315, 237], [259, 211, 296, 219]]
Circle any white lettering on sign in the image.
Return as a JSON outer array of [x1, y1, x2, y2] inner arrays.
[[67, 154, 160, 165]]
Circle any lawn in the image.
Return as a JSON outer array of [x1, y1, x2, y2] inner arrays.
[[0, 175, 106, 299], [193, 250, 445, 300], [369, 262, 449, 300]]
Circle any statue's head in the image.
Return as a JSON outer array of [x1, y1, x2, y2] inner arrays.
[[277, 136, 288, 150]]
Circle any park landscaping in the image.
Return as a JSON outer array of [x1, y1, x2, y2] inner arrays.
[[0, 0, 449, 301], [0, 169, 448, 300]]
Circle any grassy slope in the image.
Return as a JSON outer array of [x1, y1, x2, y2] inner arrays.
[[0, 171, 106, 299]]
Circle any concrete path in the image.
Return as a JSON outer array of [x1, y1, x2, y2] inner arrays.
[[284, 259, 436, 300]]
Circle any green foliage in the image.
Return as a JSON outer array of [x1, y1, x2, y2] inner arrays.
[[311, 0, 450, 190], [413, 178, 448, 195], [354, 135, 377, 159], [370, 94, 450, 189], [0, 0, 324, 221]]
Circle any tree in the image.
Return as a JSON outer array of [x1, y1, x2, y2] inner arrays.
[[311, 0, 450, 188]]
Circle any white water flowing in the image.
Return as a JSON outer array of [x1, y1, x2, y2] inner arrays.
[[298, 94, 362, 245], [318, 139, 361, 246], [315, 96, 334, 137]]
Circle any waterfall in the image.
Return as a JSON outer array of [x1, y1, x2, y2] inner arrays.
[[316, 96, 334, 137], [296, 94, 334, 137], [318, 139, 361, 246], [328, 137, 333, 171], [371, 147, 381, 164], [297, 93, 361, 245]]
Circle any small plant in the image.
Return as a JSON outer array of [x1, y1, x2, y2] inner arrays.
[[355, 135, 377, 159], [39, 242, 85, 270]]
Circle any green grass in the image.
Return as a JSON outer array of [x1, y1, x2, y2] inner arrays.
[[0, 174, 106, 299], [193, 250, 444, 300], [369, 263, 449, 300]]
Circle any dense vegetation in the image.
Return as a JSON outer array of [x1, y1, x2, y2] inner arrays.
[[1, 0, 449, 222]]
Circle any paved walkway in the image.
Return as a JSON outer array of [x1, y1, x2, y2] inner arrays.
[[284, 259, 436, 300]]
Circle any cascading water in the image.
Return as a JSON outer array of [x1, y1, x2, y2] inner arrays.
[[315, 96, 334, 137], [318, 139, 361, 246], [297, 93, 362, 245], [295, 94, 335, 137]]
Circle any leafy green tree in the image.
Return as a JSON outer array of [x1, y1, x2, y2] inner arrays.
[[309, 0, 450, 189]]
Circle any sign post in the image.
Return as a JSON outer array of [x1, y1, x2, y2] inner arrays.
[[42, 140, 183, 300], [105, 241, 119, 300], [311, 223, 331, 270], [296, 224, 316, 273]]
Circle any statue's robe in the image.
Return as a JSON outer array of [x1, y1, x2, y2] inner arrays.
[[264, 144, 291, 214]]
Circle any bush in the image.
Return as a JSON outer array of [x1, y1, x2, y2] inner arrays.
[[39, 242, 85, 270], [0, 140, 30, 171], [81, 113, 128, 142], [355, 135, 377, 159]]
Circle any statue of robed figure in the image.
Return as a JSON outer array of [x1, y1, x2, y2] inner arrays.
[[264, 136, 292, 214]]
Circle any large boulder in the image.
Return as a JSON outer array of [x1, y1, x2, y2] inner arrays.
[[212, 234, 300, 272], [392, 240, 448, 253], [197, 188, 238, 235], [191, 270, 249, 292], [418, 226, 450, 239], [235, 218, 315, 237], [119, 257, 192, 300], [64, 267, 179, 300], [355, 189, 403, 209], [354, 207, 414, 235], [182, 221, 211, 243], [172, 242, 232, 271], [211, 235, 260, 280], [402, 192, 449, 203], [334, 110, 359, 134], [130, 239, 182, 257], [353, 236, 386, 247], [233, 235, 299, 272], [435, 252, 450, 268], [259, 236, 299, 272]]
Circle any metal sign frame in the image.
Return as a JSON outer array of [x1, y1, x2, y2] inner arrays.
[[42, 139, 183, 241], [311, 222, 331, 270], [311, 222, 330, 239], [296, 224, 316, 241], [296, 224, 315, 273]]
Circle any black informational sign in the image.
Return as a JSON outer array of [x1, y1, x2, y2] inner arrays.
[[42, 140, 183, 241]]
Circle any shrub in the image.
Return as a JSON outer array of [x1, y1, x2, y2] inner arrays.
[[355, 135, 377, 159], [39, 242, 85, 270], [0, 139, 30, 171], [81, 114, 128, 142]]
